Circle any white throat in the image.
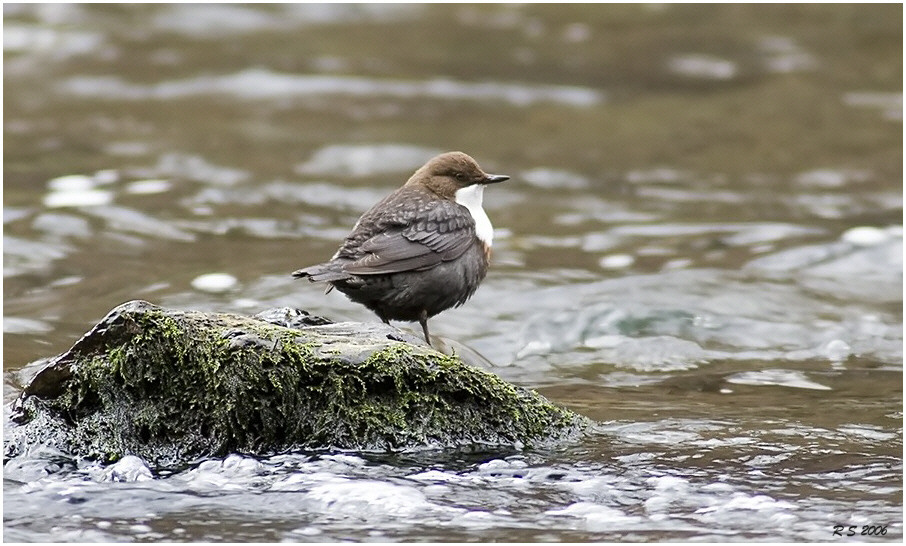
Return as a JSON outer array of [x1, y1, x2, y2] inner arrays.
[[454, 184, 494, 246]]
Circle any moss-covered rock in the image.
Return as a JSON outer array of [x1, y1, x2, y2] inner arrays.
[[6, 301, 588, 468]]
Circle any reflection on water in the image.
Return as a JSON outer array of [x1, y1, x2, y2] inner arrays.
[[61, 68, 604, 107], [3, 3, 902, 542]]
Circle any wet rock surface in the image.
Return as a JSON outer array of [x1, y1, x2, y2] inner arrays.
[[6, 301, 587, 469]]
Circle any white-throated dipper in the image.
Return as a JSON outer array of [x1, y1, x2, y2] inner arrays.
[[292, 151, 508, 345]]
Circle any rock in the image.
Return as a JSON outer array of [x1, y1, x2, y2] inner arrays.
[[6, 301, 587, 469]]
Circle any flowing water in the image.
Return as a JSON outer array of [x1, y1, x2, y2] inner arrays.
[[3, 4, 902, 542]]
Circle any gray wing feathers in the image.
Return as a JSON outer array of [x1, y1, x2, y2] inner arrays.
[[343, 223, 474, 275], [292, 263, 350, 282], [344, 233, 435, 274], [342, 200, 476, 276], [297, 189, 477, 280]]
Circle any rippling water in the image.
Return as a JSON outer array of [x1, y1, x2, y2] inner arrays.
[[4, 4, 902, 542]]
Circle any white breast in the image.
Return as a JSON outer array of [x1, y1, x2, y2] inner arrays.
[[454, 184, 494, 246]]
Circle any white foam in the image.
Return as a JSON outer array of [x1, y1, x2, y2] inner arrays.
[[599, 253, 635, 269], [126, 179, 171, 195], [47, 174, 95, 192], [43, 189, 113, 208], [727, 369, 831, 391], [841, 226, 888, 246], [102, 455, 153, 483], [668, 54, 738, 80], [191, 273, 239, 293], [305, 478, 433, 517]]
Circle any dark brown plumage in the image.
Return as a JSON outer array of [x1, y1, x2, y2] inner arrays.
[[292, 151, 508, 345]]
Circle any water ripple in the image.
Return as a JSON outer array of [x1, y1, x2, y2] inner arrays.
[[61, 68, 604, 107]]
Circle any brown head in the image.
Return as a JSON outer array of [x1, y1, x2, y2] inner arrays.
[[405, 151, 509, 200]]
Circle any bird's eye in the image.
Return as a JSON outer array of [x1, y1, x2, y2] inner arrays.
[[455, 172, 467, 181]]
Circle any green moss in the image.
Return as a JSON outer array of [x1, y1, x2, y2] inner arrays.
[[9, 301, 588, 469]]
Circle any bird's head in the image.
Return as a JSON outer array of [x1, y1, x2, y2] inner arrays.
[[406, 151, 508, 200]]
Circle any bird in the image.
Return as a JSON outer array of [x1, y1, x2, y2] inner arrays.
[[292, 151, 508, 346]]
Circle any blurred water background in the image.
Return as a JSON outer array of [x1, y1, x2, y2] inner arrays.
[[3, 3, 902, 542]]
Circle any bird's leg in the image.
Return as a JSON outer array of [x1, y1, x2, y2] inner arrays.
[[419, 310, 431, 346]]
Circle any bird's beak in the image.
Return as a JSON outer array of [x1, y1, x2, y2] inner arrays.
[[483, 174, 509, 184]]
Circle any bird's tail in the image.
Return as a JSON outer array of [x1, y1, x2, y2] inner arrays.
[[292, 262, 352, 283]]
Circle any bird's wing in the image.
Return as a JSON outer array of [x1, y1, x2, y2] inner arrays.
[[340, 199, 476, 275]]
